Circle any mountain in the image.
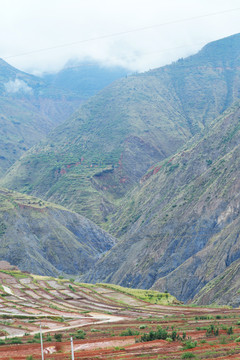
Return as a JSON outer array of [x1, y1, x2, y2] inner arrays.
[[82, 100, 240, 305], [193, 258, 240, 307], [42, 59, 129, 99], [0, 59, 82, 176], [0, 59, 128, 177], [2, 33, 240, 225], [0, 187, 115, 277], [2, 33, 240, 306]]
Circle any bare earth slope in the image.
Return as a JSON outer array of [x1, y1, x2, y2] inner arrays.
[[82, 100, 240, 306], [0, 188, 115, 276]]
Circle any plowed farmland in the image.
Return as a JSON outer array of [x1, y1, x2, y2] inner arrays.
[[0, 269, 240, 359]]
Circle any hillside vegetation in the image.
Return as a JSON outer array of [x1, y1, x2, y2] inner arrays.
[[2, 34, 240, 225], [0, 188, 115, 276], [0, 59, 83, 175], [83, 100, 240, 305], [1, 34, 240, 307], [0, 59, 127, 176]]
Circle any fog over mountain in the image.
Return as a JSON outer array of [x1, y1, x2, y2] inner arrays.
[[1, 1, 240, 308], [2, 33, 240, 306], [1, 0, 240, 74]]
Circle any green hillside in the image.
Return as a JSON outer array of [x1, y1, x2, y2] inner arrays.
[[82, 100, 240, 305], [0, 59, 82, 175], [2, 34, 240, 225], [1, 34, 240, 306], [0, 59, 127, 176], [0, 187, 115, 277]]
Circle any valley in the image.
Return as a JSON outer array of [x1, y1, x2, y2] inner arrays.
[[0, 187, 115, 277], [1, 2, 240, 358], [2, 34, 240, 225], [1, 33, 240, 305], [0, 32, 240, 348]]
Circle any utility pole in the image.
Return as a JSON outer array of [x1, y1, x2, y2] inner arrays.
[[40, 322, 44, 360], [71, 337, 75, 360]]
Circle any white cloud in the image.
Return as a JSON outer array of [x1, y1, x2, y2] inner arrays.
[[0, 0, 240, 73], [4, 79, 32, 94]]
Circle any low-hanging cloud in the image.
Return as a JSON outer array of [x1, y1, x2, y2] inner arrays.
[[4, 79, 32, 94], [1, 0, 240, 74]]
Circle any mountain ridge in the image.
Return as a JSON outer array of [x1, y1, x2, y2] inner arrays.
[[0, 187, 115, 277], [1, 34, 240, 306], [0, 59, 128, 176], [81, 99, 240, 305], [2, 33, 240, 226]]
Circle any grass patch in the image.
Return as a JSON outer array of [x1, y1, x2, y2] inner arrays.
[[96, 283, 179, 305]]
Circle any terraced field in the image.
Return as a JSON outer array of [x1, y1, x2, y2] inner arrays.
[[1, 269, 240, 359]]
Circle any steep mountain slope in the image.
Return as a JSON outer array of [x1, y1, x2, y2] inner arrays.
[[0, 188, 115, 277], [0, 59, 127, 176], [82, 100, 240, 305], [0, 59, 81, 175], [2, 33, 240, 224], [192, 258, 240, 307]]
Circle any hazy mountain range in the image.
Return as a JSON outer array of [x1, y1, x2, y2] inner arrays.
[[0, 59, 128, 176], [1, 33, 240, 306]]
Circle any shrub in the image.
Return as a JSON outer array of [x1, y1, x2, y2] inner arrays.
[[120, 328, 139, 336], [10, 338, 22, 344], [139, 326, 178, 342], [171, 330, 177, 341], [69, 284, 76, 292], [182, 353, 196, 359], [27, 339, 39, 343], [54, 333, 62, 342], [219, 335, 227, 344], [46, 334, 52, 342], [74, 330, 85, 339], [206, 324, 219, 337], [182, 340, 197, 350]]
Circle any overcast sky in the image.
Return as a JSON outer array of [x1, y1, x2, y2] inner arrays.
[[1, 0, 240, 74]]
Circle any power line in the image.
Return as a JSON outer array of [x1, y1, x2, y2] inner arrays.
[[40, 35, 234, 74], [4, 7, 240, 60]]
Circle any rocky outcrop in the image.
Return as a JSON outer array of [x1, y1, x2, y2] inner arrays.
[[82, 101, 240, 305], [0, 188, 115, 276]]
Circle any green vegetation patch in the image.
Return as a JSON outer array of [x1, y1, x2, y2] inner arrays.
[[0, 221, 7, 237], [96, 283, 179, 305], [0, 270, 29, 279]]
